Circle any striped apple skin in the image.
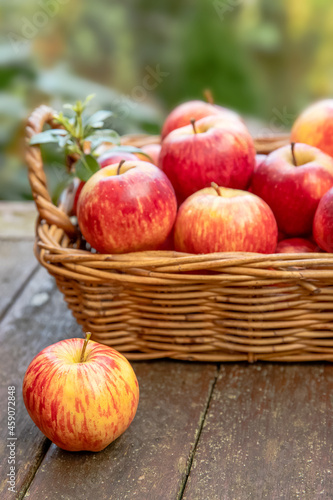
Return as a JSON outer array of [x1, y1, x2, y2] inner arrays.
[[23, 339, 139, 452], [291, 100, 333, 158], [174, 187, 278, 254], [77, 161, 177, 254]]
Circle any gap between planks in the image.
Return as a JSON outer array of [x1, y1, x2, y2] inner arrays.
[[177, 364, 220, 500]]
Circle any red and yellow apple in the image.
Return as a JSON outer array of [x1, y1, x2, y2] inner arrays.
[[291, 99, 333, 157], [73, 151, 138, 215], [77, 160, 177, 254], [313, 187, 333, 252], [136, 143, 161, 166], [161, 100, 241, 140], [276, 238, 319, 253], [251, 143, 333, 236], [22, 336, 139, 452], [247, 154, 267, 192], [174, 184, 278, 254], [159, 115, 256, 204]]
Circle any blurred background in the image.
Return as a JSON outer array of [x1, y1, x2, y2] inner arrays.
[[1, 0, 333, 201]]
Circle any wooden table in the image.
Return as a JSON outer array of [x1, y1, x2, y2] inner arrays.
[[0, 203, 332, 500]]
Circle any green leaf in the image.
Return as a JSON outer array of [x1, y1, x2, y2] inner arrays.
[[85, 110, 113, 129], [30, 129, 68, 145], [75, 154, 100, 182], [86, 129, 120, 151]]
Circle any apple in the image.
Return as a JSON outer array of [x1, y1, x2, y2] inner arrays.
[[174, 183, 278, 254], [98, 151, 138, 169], [247, 154, 267, 192], [291, 100, 333, 157], [159, 115, 256, 204], [313, 187, 333, 252], [77, 160, 177, 254], [22, 335, 139, 452], [136, 143, 161, 166], [276, 238, 319, 253], [73, 151, 138, 215], [251, 143, 333, 236], [161, 100, 241, 140]]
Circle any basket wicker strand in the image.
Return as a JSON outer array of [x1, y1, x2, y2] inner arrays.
[[25, 105, 333, 362]]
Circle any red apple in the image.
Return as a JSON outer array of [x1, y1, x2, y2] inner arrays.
[[159, 115, 256, 204], [291, 100, 333, 157], [98, 151, 138, 169], [248, 154, 267, 192], [278, 230, 286, 242], [77, 160, 177, 254], [174, 184, 278, 254], [136, 143, 161, 166], [313, 187, 333, 252], [161, 100, 241, 140], [276, 238, 319, 253], [251, 143, 333, 236], [73, 151, 138, 215], [22, 336, 139, 452]]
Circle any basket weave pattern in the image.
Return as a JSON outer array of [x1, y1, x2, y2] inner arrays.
[[25, 106, 333, 362]]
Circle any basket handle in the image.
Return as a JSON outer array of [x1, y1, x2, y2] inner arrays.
[[25, 105, 78, 238]]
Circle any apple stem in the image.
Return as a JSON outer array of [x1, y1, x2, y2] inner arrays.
[[211, 182, 222, 196], [291, 142, 297, 166], [190, 118, 197, 134], [117, 160, 126, 175], [79, 332, 92, 363], [203, 88, 214, 105]]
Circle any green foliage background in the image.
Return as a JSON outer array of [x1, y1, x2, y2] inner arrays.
[[1, 0, 333, 200]]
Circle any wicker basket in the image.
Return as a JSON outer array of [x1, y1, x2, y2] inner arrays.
[[25, 105, 333, 362]]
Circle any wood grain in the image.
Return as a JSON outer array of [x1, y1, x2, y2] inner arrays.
[[23, 361, 217, 500], [0, 266, 83, 499], [0, 240, 38, 320], [182, 363, 333, 500]]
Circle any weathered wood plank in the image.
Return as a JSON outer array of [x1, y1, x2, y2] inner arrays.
[[182, 363, 333, 500], [0, 202, 36, 238], [24, 361, 217, 500], [0, 240, 38, 320], [0, 267, 83, 499]]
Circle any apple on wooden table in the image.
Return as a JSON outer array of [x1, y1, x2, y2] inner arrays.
[[251, 143, 333, 236], [22, 335, 139, 452], [174, 183, 278, 254], [159, 115, 256, 204], [77, 160, 177, 254]]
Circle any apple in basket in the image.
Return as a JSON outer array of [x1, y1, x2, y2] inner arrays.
[[161, 99, 241, 140], [276, 238, 319, 254], [174, 183, 278, 254], [251, 143, 333, 236], [313, 187, 333, 252], [73, 151, 138, 215], [291, 99, 333, 157], [77, 160, 177, 254], [22, 335, 139, 452], [136, 143, 161, 166], [159, 115, 256, 204]]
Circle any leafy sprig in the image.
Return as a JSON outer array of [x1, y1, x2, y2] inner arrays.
[[30, 95, 151, 182]]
